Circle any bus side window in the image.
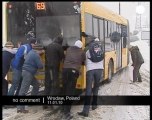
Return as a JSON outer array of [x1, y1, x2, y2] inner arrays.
[[99, 19, 104, 44], [104, 20, 108, 38], [123, 37, 127, 48], [121, 25, 127, 48], [93, 17, 98, 38], [85, 13, 93, 36], [108, 21, 111, 38]]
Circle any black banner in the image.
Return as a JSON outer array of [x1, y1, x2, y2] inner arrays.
[[2, 96, 150, 105]]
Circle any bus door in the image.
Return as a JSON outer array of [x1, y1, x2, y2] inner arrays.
[[115, 40, 122, 70], [121, 24, 129, 67], [115, 24, 122, 70]]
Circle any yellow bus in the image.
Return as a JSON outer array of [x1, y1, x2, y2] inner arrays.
[[4, 2, 130, 90]]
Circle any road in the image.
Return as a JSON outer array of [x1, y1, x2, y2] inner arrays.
[[99, 66, 150, 95], [2, 66, 150, 120]]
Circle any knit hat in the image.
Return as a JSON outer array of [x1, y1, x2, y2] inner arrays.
[[74, 40, 83, 48], [29, 38, 37, 44], [4, 41, 14, 47], [94, 38, 99, 41], [54, 36, 63, 45]]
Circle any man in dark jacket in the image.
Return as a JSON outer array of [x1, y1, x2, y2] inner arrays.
[[61, 40, 85, 119], [129, 45, 144, 82], [44, 36, 64, 96], [8, 38, 36, 95], [2, 42, 17, 95]]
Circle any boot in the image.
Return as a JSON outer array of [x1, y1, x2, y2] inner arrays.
[[78, 111, 88, 117]]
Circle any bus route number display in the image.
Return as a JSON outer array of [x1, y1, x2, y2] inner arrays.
[[35, 2, 46, 10]]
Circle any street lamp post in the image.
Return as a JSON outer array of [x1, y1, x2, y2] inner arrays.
[[119, 2, 120, 15], [136, 2, 145, 40], [136, 3, 145, 30]]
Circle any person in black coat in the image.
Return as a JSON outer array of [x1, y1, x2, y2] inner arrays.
[[129, 45, 144, 82], [2, 42, 17, 95], [44, 36, 64, 96]]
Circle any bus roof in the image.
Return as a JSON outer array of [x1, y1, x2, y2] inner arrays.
[[82, 2, 128, 26]]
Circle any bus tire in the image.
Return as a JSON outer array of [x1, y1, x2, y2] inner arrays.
[[108, 60, 114, 82]]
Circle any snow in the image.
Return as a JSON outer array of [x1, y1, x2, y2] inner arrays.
[[2, 40, 150, 120], [2, 106, 150, 120]]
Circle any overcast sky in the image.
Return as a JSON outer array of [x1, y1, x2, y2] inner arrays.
[[96, 2, 150, 33]]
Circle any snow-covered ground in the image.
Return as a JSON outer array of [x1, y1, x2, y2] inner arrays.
[[2, 105, 150, 120], [99, 40, 150, 96], [2, 40, 150, 120]]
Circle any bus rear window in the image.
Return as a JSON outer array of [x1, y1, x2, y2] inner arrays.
[[36, 15, 80, 47]]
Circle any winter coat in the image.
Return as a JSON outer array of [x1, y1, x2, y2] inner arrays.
[[129, 46, 144, 66], [46, 40, 64, 68], [85, 50, 104, 71], [84, 40, 104, 71], [11, 44, 32, 70], [63, 46, 86, 71], [22, 49, 43, 75], [2, 48, 16, 77]]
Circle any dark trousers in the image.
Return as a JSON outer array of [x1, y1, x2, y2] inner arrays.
[[19, 70, 39, 96], [2, 78, 8, 96], [15, 79, 22, 96], [133, 64, 142, 82], [44, 66, 60, 95], [3, 67, 21, 96], [17, 70, 39, 110], [62, 68, 79, 114], [2, 66, 9, 96], [8, 69, 22, 96], [83, 69, 103, 114]]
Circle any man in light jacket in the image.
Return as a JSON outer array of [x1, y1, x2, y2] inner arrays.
[[78, 38, 104, 117], [17, 44, 44, 113]]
